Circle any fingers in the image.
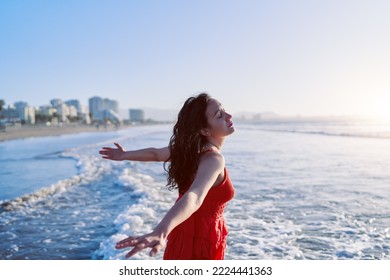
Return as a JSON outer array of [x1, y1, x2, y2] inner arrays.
[[115, 236, 138, 249], [99, 143, 123, 159], [99, 149, 109, 155], [117, 236, 147, 258], [99, 143, 122, 153], [114, 143, 124, 151], [99, 147, 112, 154], [99, 145, 119, 159], [126, 243, 146, 258], [125, 241, 162, 258], [116, 235, 163, 258], [149, 243, 163, 257]]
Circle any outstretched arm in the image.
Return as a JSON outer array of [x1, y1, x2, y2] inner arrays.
[[115, 151, 225, 258], [99, 143, 170, 162]]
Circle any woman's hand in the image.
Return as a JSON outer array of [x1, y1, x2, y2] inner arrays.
[[115, 232, 166, 258], [99, 143, 126, 161]]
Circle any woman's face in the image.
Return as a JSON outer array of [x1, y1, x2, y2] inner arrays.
[[204, 99, 235, 138]]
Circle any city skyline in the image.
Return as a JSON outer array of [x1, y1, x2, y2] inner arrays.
[[2, 93, 382, 123], [0, 95, 148, 124], [1, 1, 390, 119], [0, 94, 283, 122]]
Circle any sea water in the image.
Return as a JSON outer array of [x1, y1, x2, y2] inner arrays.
[[0, 120, 389, 260]]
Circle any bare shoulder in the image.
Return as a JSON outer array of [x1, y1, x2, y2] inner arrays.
[[198, 150, 225, 187], [199, 149, 225, 171]]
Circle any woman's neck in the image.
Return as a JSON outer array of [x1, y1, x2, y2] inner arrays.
[[206, 137, 224, 151]]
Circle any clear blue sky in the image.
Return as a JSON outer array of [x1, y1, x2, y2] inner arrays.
[[1, 0, 389, 118]]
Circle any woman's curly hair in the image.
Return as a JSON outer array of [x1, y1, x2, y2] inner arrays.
[[164, 93, 211, 193]]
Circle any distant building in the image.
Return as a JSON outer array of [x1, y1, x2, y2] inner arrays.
[[35, 105, 55, 124], [56, 103, 69, 122], [89, 96, 103, 118], [79, 112, 91, 125], [93, 109, 121, 123], [38, 105, 57, 117], [50, 99, 63, 107], [1, 102, 36, 124], [80, 104, 89, 114], [14, 102, 35, 124], [47, 99, 77, 123], [104, 98, 119, 114], [78, 104, 91, 124], [65, 99, 82, 113], [129, 109, 145, 122], [0, 105, 19, 123], [89, 96, 121, 123]]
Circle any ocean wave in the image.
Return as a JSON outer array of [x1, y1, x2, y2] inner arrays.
[[0, 175, 83, 212], [0, 148, 112, 212], [255, 128, 390, 139], [33, 151, 64, 160], [94, 167, 175, 260]]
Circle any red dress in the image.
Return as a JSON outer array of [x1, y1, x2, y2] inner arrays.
[[163, 167, 235, 260]]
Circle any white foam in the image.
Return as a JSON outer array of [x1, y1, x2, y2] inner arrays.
[[95, 168, 176, 260], [3, 123, 389, 260], [0, 144, 114, 212]]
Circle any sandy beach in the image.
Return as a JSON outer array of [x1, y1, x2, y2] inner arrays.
[[0, 124, 125, 142]]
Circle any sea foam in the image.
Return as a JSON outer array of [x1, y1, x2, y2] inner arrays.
[[94, 167, 176, 260]]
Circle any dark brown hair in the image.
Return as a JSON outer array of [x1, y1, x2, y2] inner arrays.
[[164, 93, 211, 193]]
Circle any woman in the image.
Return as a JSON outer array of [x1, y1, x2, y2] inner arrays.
[[99, 93, 235, 259]]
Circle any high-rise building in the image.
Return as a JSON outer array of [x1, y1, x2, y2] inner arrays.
[[65, 99, 82, 114], [38, 105, 57, 117], [0, 104, 19, 123], [88, 96, 121, 123], [50, 99, 63, 107], [89, 96, 103, 119], [14, 102, 35, 124], [104, 98, 119, 114], [57, 103, 78, 122], [129, 109, 145, 122]]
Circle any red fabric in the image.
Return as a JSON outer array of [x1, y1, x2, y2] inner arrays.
[[163, 167, 235, 260]]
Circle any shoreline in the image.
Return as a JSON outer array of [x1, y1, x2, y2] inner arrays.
[[0, 124, 131, 142]]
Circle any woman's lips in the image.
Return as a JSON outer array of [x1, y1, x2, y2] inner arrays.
[[228, 121, 234, 128]]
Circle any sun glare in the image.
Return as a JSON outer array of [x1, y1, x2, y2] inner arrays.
[[370, 95, 390, 121]]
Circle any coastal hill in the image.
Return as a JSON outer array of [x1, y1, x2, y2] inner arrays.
[[234, 111, 280, 121], [120, 108, 281, 122]]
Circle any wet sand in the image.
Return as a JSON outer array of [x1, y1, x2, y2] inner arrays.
[[0, 124, 124, 142]]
